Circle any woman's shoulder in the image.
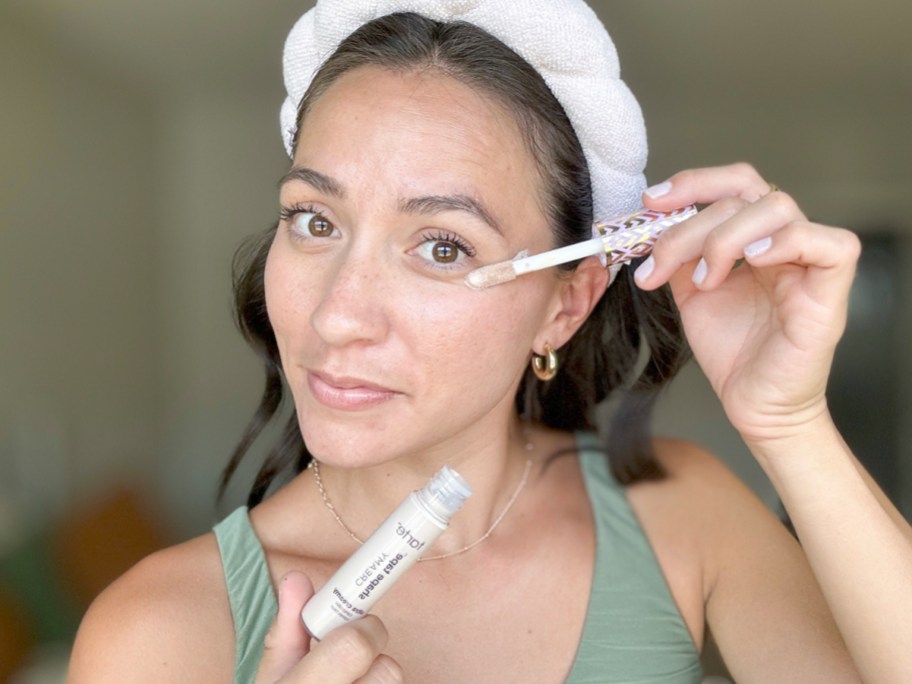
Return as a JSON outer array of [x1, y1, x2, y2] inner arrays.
[[624, 439, 796, 643], [68, 531, 236, 683], [627, 438, 785, 555], [630, 437, 766, 506]]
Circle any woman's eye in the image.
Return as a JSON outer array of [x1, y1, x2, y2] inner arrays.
[[295, 212, 336, 238], [430, 241, 459, 263], [414, 233, 475, 267], [280, 205, 340, 242]]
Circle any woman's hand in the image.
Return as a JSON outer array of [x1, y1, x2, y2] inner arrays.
[[255, 572, 403, 684], [635, 164, 912, 683], [634, 163, 861, 446]]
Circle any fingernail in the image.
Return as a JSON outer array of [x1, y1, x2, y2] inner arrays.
[[692, 258, 708, 286], [644, 180, 672, 199], [634, 255, 655, 282], [744, 236, 772, 258]]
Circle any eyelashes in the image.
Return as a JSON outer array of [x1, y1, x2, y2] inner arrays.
[[279, 202, 327, 227], [280, 204, 341, 244], [278, 203, 478, 270], [414, 230, 477, 267]]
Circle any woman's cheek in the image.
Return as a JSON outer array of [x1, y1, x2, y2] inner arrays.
[[400, 285, 542, 367], [263, 242, 287, 334], [263, 240, 310, 358]]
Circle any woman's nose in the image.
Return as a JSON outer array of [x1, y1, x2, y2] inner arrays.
[[309, 249, 390, 348]]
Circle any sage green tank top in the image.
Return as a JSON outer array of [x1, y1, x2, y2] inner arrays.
[[213, 436, 702, 683]]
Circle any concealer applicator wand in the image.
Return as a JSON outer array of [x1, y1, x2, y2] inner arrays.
[[464, 205, 697, 290]]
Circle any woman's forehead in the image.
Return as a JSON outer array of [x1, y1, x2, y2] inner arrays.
[[293, 66, 547, 228], [300, 65, 523, 152]]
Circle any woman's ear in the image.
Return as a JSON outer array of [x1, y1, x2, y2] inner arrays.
[[534, 256, 609, 352]]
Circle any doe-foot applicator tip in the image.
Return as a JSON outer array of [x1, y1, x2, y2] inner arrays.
[[464, 261, 519, 290]]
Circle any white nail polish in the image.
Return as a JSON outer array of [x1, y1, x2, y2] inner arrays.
[[692, 258, 708, 285], [644, 180, 672, 199], [744, 236, 773, 258], [634, 255, 655, 282]]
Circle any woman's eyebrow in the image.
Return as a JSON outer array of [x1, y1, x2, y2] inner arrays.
[[279, 167, 502, 237], [399, 195, 503, 236], [279, 166, 346, 198]]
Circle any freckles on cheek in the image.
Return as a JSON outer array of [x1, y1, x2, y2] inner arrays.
[[415, 288, 516, 323], [263, 245, 306, 354], [408, 288, 537, 353], [263, 249, 285, 331]]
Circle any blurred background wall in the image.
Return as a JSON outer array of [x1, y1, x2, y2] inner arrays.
[[1, 0, 910, 680]]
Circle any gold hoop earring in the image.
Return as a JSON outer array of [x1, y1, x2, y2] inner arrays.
[[531, 343, 558, 381]]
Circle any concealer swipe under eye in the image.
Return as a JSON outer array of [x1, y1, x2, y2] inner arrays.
[[462, 249, 532, 290]]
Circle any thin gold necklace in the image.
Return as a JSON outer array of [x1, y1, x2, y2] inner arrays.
[[309, 448, 534, 562]]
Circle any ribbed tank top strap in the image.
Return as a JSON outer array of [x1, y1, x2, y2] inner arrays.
[[566, 433, 702, 684], [213, 507, 277, 684]]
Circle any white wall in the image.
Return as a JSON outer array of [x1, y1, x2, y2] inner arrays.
[[0, 13, 289, 539], [152, 90, 289, 534], [0, 16, 160, 537]]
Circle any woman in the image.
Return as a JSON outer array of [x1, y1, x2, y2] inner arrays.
[[69, 2, 912, 682]]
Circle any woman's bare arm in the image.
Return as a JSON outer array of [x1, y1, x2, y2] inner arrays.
[[68, 535, 235, 683], [746, 417, 912, 684]]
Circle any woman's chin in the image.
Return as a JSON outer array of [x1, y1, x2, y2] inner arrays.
[[300, 426, 398, 468]]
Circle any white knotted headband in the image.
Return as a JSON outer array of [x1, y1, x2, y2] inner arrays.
[[281, 0, 648, 221]]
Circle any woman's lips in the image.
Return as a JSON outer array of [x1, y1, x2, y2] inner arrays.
[[307, 371, 400, 410]]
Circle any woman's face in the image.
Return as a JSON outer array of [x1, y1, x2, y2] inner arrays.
[[266, 65, 576, 466]]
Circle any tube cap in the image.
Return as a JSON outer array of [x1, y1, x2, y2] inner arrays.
[[421, 466, 472, 520]]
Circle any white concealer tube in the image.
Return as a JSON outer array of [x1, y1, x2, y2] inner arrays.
[[301, 465, 472, 640]]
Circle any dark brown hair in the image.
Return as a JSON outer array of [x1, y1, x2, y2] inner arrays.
[[221, 12, 690, 506]]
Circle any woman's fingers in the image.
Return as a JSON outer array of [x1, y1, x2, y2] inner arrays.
[[743, 220, 861, 314], [353, 654, 405, 683], [632, 162, 862, 439], [686, 191, 807, 291], [634, 195, 750, 289], [643, 162, 776, 207], [255, 571, 315, 684], [635, 190, 819, 291], [291, 615, 401, 683], [255, 572, 403, 683], [256, 572, 403, 684]]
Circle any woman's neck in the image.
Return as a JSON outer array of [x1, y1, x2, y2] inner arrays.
[[304, 415, 538, 555]]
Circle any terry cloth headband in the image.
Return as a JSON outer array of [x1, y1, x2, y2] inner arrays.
[[280, 0, 648, 221]]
